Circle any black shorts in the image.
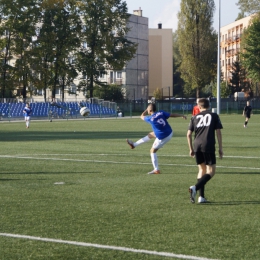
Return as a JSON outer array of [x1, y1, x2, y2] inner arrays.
[[195, 151, 216, 165], [245, 114, 251, 118]]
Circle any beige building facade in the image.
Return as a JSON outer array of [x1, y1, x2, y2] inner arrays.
[[149, 24, 173, 99], [220, 15, 254, 84]]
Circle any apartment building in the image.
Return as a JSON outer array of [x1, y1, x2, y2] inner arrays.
[[102, 8, 149, 101], [220, 14, 254, 84], [148, 24, 173, 99], [42, 9, 149, 102]]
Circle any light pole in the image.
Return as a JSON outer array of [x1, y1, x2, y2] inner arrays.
[[217, 0, 221, 114]]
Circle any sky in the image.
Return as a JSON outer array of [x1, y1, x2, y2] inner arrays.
[[124, 0, 240, 31]]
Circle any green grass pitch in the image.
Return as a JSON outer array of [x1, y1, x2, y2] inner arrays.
[[0, 115, 260, 260]]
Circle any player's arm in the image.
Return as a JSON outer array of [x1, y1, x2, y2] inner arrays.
[[216, 129, 223, 159], [187, 130, 194, 157], [169, 113, 187, 120], [140, 109, 148, 120]]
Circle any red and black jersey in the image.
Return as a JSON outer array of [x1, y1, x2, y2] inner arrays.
[[192, 105, 200, 116], [188, 110, 223, 153]]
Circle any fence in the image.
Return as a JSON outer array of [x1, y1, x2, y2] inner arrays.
[[116, 98, 260, 116], [0, 101, 117, 121], [1, 98, 260, 121]]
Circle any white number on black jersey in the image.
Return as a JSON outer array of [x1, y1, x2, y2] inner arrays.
[[196, 114, 212, 128]]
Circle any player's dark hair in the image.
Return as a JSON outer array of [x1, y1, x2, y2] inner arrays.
[[149, 103, 156, 112], [198, 98, 209, 109]]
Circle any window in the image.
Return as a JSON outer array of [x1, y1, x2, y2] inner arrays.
[[116, 71, 122, 79], [99, 72, 105, 79], [69, 57, 75, 64]]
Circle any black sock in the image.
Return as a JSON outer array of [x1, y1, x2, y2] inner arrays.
[[245, 121, 248, 125], [195, 174, 211, 191], [197, 178, 205, 197]]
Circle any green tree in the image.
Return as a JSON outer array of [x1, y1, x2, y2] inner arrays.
[[76, 0, 137, 98], [177, 0, 217, 98], [0, 0, 40, 98], [229, 59, 251, 96], [211, 81, 231, 98], [235, 12, 246, 21], [11, 0, 40, 99], [33, 0, 82, 101], [172, 30, 185, 97], [153, 88, 162, 100], [240, 15, 260, 85], [94, 84, 124, 101], [229, 60, 244, 93], [237, 0, 260, 14], [0, 13, 15, 98]]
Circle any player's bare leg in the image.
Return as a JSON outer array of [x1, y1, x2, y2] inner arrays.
[[148, 147, 160, 174], [126, 132, 155, 149]]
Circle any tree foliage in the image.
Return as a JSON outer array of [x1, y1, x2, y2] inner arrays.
[[177, 0, 217, 98], [211, 81, 231, 98], [94, 84, 124, 101], [0, 0, 41, 98], [237, 0, 260, 14], [76, 0, 137, 98], [153, 88, 162, 100], [0, 0, 137, 100], [229, 60, 244, 93], [172, 30, 185, 97], [240, 14, 260, 84], [235, 12, 246, 21]]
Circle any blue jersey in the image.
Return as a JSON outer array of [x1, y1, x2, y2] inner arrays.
[[144, 111, 172, 139], [23, 106, 32, 117]]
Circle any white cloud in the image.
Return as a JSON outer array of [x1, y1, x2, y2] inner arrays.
[[151, 0, 180, 31]]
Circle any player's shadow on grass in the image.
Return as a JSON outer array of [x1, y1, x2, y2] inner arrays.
[[219, 172, 260, 175], [0, 178, 21, 181], [0, 131, 185, 142], [201, 201, 260, 205], [0, 171, 101, 176]]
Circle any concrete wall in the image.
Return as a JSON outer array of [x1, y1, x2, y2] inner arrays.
[[149, 27, 173, 98], [125, 14, 149, 100]]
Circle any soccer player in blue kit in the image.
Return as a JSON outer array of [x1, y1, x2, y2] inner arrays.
[[126, 103, 187, 174], [23, 103, 32, 128]]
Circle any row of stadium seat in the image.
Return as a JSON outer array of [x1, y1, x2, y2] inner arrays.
[[0, 102, 116, 117]]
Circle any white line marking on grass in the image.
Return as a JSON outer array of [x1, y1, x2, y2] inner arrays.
[[0, 233, 218, 260], [1, 155, 260, 170], [32, 153, 260, 160]]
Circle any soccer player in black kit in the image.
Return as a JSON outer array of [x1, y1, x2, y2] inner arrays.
[[187, 98, 223, 203], [243, 101, 252, 128]]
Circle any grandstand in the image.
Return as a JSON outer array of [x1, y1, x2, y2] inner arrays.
[[0, 100, 117, 120]]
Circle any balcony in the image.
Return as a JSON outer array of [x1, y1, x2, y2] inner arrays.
[[234, 48, 240, 55], [225, 37, 233, 44], [108, 78, 123, 85], [226, 49, 235, 57]]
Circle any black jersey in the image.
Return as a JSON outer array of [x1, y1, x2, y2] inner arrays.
[[243, 105, 252, 117], [188, 110, 223, 153]]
